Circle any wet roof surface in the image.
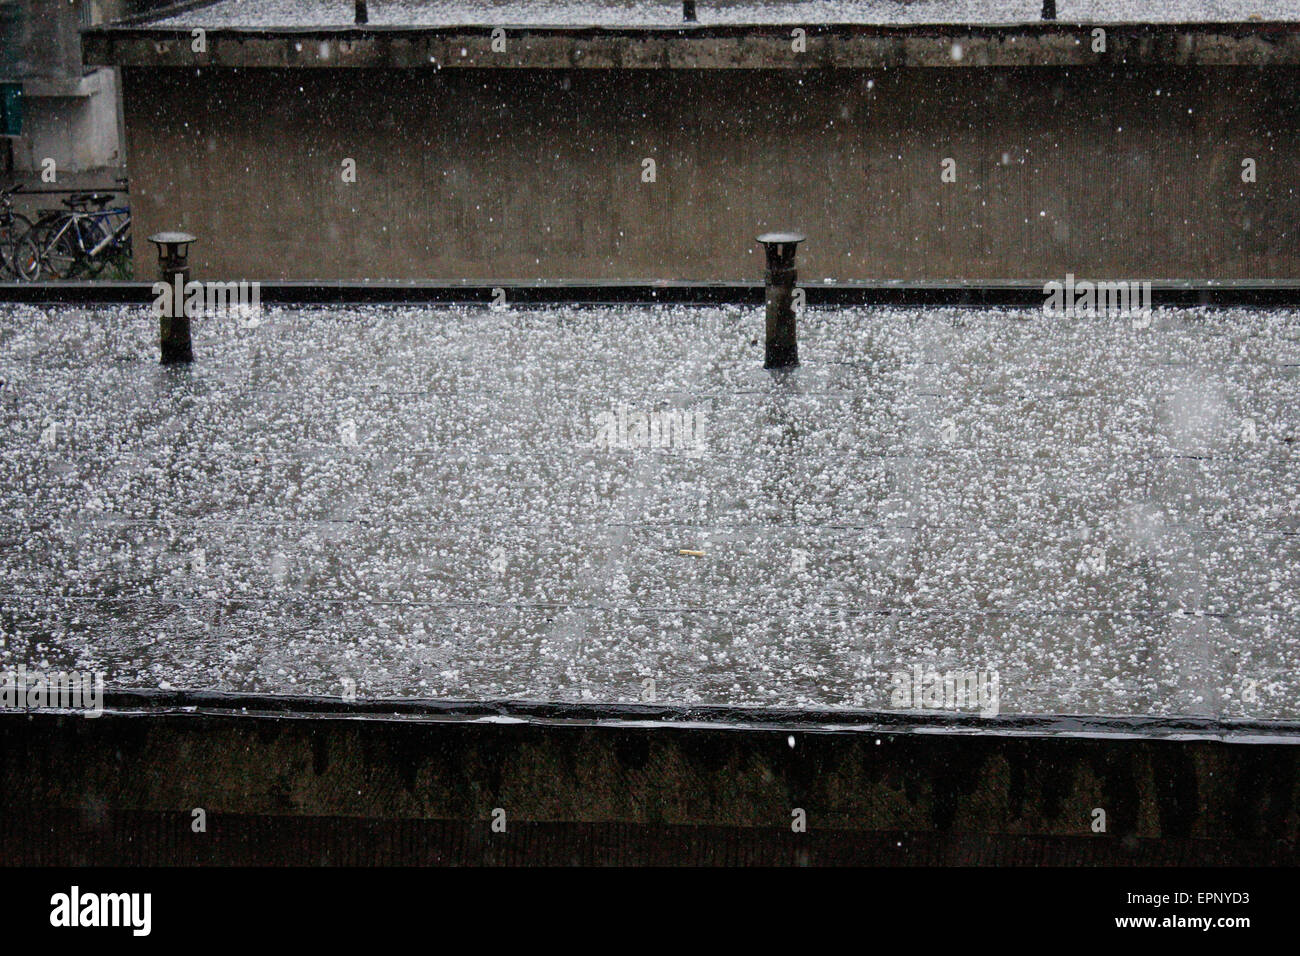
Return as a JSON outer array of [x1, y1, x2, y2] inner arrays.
[[1, 301, 1298, 718], [144, 1, 1300, 28]]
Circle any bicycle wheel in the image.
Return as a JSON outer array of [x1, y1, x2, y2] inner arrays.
[[13, 216, 62, 280], [76, 217, 112, 278], [37, 219, 80, 280], [13, 225, 46, 281], [102, 230, 133, 279], [0, 213, 31, 279]]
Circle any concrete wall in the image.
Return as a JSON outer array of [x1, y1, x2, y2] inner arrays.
[[13, 68, 124, 172], [4, 0, 159, 80], [122, 65, 1300, 282], [3, 0, 125, 173], [5, 0, 82, 82]]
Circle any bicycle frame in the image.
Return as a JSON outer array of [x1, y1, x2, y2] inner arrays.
[[34, 206, 129, 261], [87, 208, 130, 258]]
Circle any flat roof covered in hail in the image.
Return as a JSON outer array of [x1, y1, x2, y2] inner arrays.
[[2, 301, 1298, 719], [136, 1, 1300, 28]]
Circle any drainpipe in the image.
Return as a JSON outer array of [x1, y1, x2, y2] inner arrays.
[[756, 232, 805, 369], [149, 232, 196, 364], [355, 0, 368, 25]]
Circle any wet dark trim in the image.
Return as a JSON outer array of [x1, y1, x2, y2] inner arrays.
[[5, 279, 1300, 308], [3, 186, 129, 195], [37, 688, 1300, 743]]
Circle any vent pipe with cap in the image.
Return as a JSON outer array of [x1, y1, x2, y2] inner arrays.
[[756, 232, 805, 370]]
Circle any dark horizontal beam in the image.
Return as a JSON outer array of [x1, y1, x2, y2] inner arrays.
[[3, 185, 129, 195], [82, 21, 1300, 69], [29, 687, 1300, 743], [6, 279, 1300, 308]]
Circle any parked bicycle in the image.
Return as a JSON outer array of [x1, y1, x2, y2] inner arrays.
[[0, 185, 32, 280], [14, 190, 132, 281]]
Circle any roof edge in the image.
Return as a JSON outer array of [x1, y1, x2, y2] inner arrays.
[[12, 687, 1300, 742], [82, 21, 1300, 69]]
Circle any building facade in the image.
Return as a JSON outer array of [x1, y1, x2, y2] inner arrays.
[[86, 14, 1300, 281]]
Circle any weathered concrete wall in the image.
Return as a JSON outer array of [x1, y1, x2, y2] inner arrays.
[[2, 1, 127, 173], [13, 68, 124, 172], [3, 0, 81, 82], [122, 65, 1299, 281]]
